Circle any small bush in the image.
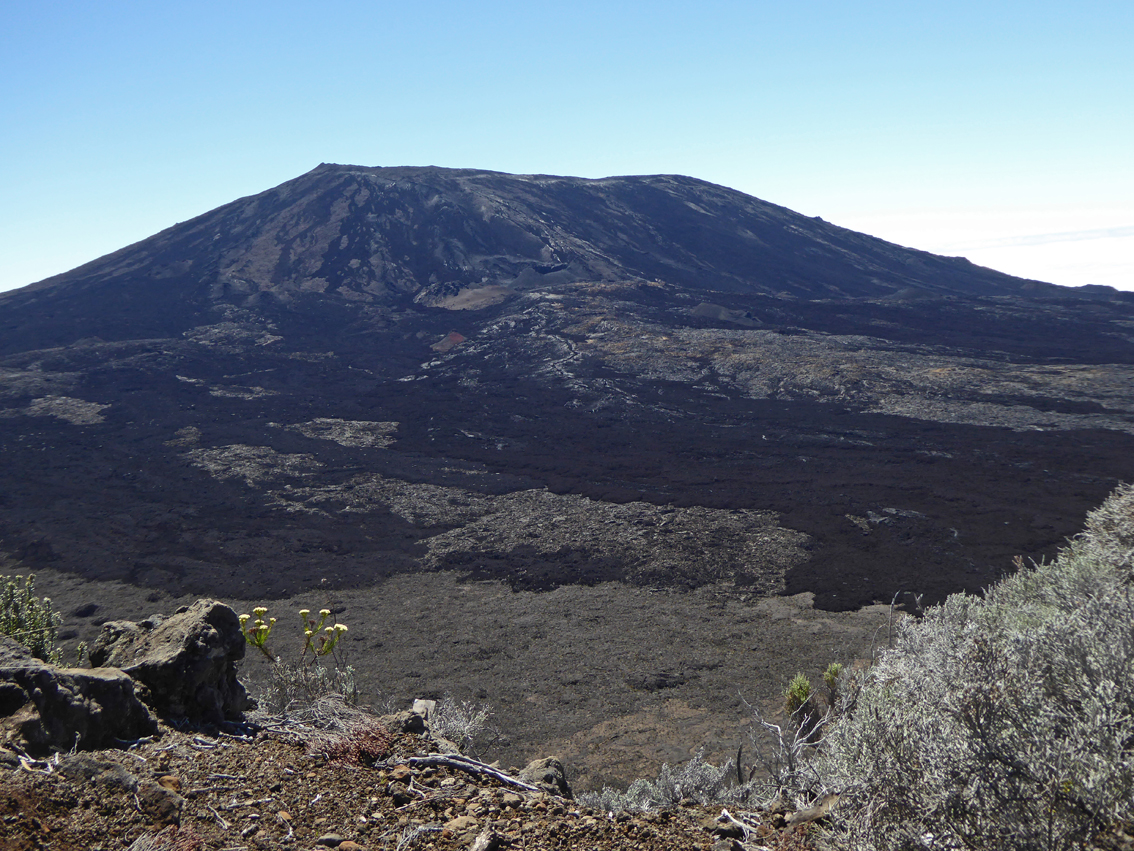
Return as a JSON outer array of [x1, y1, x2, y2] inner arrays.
[[579, 748, 757, 812], [259, 658, 359, 717], [785, 673, 812, 715], [744, 691, 835, 807], [0, 574, 62, 663], [783, 671, 826, 746], [429, 698, 495, 757], [822, 662, 843, 707]]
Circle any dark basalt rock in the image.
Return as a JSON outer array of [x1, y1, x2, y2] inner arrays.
[[89, 600, 250, 723], [518, 756, 573, 799], [0, 636, 157, 753]]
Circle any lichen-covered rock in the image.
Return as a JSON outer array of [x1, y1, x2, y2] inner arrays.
[[0, 636, 156, 753], [89, 599, 249, 723], [518, 756, 573, 799]]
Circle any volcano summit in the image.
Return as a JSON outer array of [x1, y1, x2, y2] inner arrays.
[[5, 164, 1118, 349]]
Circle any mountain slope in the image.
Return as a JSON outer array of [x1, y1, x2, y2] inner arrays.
[[5, 164, 1115, 355], [1, 164, 1133, 614]]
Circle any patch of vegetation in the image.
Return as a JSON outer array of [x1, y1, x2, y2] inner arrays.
[[428, 697, 496, 758], [239, 605, 357, 717], [259, 660, 359, 717], [578, 747, 756, 812], [784, 673, 812, 715], [317, 716, 395, 767], [0, 573, 62, 663]]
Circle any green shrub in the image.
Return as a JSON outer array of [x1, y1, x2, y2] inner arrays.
[[784, 671, 826, 747], [822, 662, 842, 692], [822, 662, 844, 713], [819, 483, 1134, 850], [784, 673, 812, 715], [0, 574, 62, 663]]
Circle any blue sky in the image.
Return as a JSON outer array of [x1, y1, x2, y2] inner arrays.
[[2, 1, 1131, 293]]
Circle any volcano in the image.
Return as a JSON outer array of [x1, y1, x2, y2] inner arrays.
[[3, 164, 1134, 780], [4, 163, 1134, 605], [5, 165, 1117, 350]]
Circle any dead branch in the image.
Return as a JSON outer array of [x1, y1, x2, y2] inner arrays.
[[407, 754, 541, 793]]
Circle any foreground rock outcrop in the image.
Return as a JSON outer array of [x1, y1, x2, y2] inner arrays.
[[88, 599, 251, 723], [0, 636, 156, 753], [0, 599, 250, 758]]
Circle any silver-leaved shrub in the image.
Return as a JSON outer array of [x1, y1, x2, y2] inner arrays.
[[819, 483, 1134, 850]]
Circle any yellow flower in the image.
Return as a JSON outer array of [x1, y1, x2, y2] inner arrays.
[[319, 609, 331, 617], [253, 606, 268, 616], [299, 609, 310, 618]]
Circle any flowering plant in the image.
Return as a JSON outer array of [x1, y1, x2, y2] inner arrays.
[[239, 606, 347, 665], [299, 607, 348, 663]]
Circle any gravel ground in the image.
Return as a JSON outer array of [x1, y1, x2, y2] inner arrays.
[[21, 565, 888, 792], [0, 720, 825, 851]]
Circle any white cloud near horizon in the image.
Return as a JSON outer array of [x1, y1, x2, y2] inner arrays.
[[837, 209, 1134, 292], [961, 224, 1134, 250]]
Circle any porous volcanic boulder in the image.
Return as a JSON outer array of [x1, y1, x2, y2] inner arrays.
[[89, 599, 250, 723], [518, 756, 573, 799], [0, 637, 156, 753]]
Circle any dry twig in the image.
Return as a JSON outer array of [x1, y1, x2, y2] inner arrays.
[[408, 754, 541, 793]]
